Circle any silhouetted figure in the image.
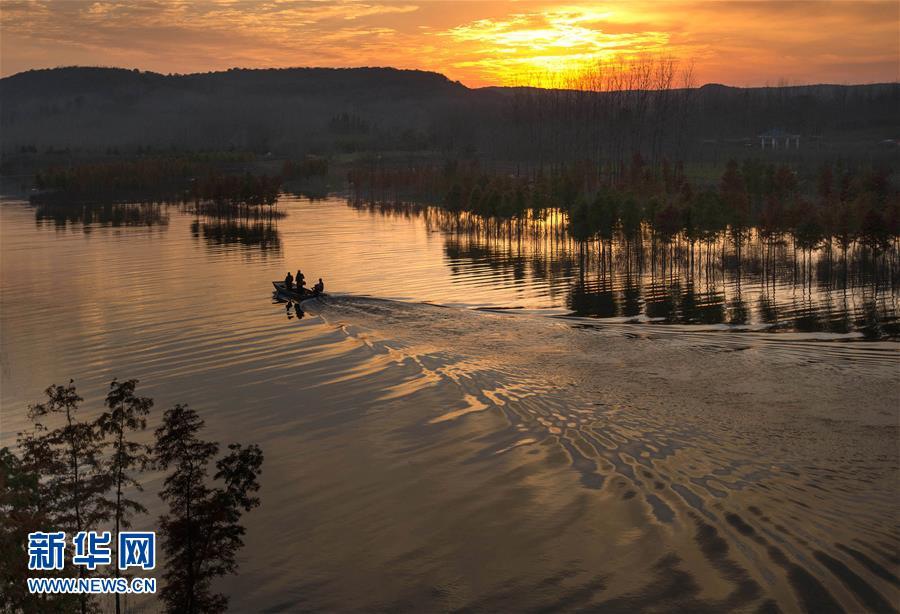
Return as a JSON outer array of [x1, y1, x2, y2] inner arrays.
[[313, 278, 324, 294], [296, 270, 306, 293], [284, 271, 293, 292]]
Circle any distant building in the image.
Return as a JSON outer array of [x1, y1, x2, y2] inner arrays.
[[759, 128, 800, 150]]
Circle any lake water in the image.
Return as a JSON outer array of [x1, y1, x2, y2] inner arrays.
[[1, 195, 898, 612]]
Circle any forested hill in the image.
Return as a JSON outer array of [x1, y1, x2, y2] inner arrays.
[[0, 66, 478, 154], [1, 66, 897, 161], [1, 66, 468, 102]]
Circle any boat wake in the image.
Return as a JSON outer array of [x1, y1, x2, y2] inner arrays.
[[272, 294, 900, 612]]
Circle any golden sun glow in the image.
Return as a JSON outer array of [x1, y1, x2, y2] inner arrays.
[[1, 1, 897, 87], [440, 7, 671, 84]]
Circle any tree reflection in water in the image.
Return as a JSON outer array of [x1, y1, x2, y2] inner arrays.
[[352, 201, 899, 337], [189, 218, 282, 255], [185, 200, 284, 256], [34, 202, 169, 230]]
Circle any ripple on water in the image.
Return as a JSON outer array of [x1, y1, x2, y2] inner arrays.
[[1, 198, 897, 612]]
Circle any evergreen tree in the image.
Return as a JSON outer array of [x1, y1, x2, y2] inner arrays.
[[154, 404, 263, 614], [95, 378, 153, 614], [0, 447, 79, 613], [25, 381, 111, 614]]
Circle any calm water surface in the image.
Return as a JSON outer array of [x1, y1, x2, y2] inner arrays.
[[1, 196, 898, 612]]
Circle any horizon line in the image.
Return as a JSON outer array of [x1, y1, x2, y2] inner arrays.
[[2, 64, 897, 92]]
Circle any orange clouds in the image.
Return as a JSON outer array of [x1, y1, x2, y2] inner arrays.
[[437, 7, 671, 84], [1, 1, 897, 87]]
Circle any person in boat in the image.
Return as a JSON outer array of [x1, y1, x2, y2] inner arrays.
[[284, 271, 294, 291], [313, 278, 324, 294], [296, 270, 306, 293]]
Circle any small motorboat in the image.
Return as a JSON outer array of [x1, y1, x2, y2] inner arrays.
[[272, 281, 323, 301]]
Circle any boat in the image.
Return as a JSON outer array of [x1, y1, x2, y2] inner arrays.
[[272, 281, 323, 301]]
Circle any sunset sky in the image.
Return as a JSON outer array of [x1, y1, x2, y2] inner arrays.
[[1, 0, 897, 87]]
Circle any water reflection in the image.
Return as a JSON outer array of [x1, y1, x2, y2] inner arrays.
[[190, 218, 282, 255], [34, 202, 169, 230], [28, 196, 898, 337], [183, 199, 285, 256], [355, 201, 899, 337], [5, 196, 898, 612], [284, 182, 329, 201]]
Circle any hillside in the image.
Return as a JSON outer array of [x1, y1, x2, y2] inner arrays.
[[1, 66, 897, 163], [0, 66, 479, 154]]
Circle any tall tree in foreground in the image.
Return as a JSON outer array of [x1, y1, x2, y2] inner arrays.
[[154, 404, 263, 614], [27, 380, 111, 614], [0, 446, 80, 613], [95, 378, 153, 614]]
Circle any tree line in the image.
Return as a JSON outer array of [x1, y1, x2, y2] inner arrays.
[[1, 379, 264, 614], [348, 155, 899, 255], [499, 56, 697, 170], [32, 156, 282, 207], [281, 156, 328, 180], [8, 64, 895, 166]]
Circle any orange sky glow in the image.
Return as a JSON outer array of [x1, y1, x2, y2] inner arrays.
[[1, 0, 897, 87]]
